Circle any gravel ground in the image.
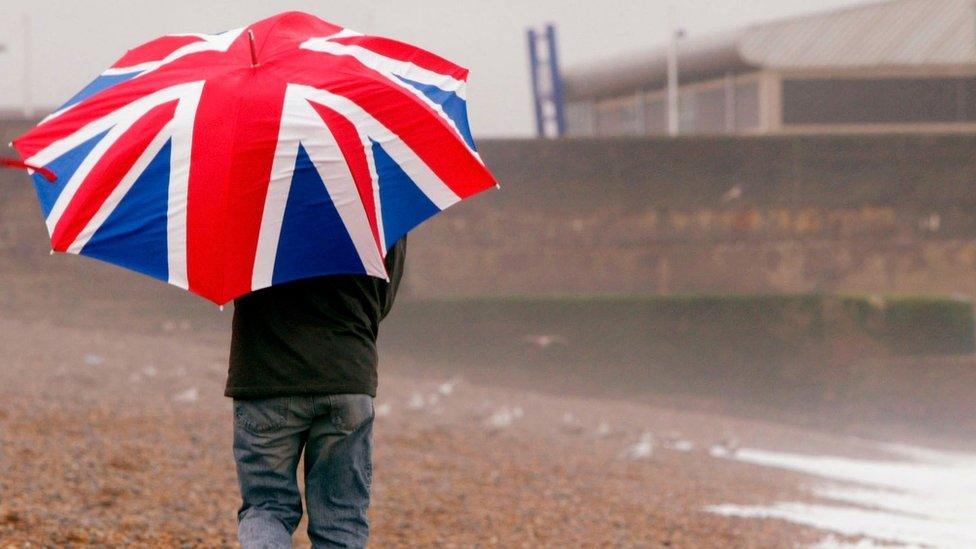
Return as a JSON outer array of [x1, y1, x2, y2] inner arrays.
[[0, 313, 867, 548], [0, 310, 910, 547]]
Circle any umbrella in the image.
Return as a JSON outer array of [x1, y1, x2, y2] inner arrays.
[[8, 11, 497, 305]]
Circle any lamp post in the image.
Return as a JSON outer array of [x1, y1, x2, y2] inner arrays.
[[666, 7, 685, 136], [22, 12, 34, 119]]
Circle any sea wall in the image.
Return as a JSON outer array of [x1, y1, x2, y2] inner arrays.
[[405, 135, 976, 300], [3, 121, 974, 301]]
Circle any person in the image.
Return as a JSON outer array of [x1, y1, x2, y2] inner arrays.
[[225, 237, 407, 548]]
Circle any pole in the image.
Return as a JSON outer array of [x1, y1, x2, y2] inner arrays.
[[22, 11, 33, 119], [666, 6, 679, 136]]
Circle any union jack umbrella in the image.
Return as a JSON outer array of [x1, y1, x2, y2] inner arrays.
[[9, 11, 497, 305]]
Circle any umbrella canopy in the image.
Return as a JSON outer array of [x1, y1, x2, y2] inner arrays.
[[11, 11, 497, 304]]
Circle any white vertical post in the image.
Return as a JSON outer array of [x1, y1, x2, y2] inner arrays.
[[22, 11, 34, 119], [666, 6, 679, 136]]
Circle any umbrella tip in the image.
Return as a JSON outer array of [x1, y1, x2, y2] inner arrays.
[[0, 158, 57, 182], [49, 249, 54, 256], [219, 305, 225, 312], [248, 29, 258, 67]]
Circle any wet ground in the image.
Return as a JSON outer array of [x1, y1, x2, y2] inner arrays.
[[711, 444, 976, 547], [1, 261, 975, 547], [3, 309, 973, 548]]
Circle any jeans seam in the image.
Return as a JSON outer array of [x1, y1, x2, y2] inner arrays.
[[326, 394, 340, 431]]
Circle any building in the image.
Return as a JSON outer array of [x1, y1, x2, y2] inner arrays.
[[563, 0, 976, 136]]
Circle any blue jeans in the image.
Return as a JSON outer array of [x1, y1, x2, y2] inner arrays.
[[233, 394, 374, 548]]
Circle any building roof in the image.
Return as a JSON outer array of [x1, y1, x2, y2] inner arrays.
[[564, 0, 976, 100]]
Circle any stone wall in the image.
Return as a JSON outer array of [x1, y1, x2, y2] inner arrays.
[[404, 135, 976, 299], [2, 120, 974, 300]]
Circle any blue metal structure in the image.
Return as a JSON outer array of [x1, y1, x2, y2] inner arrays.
[[527, 24, 566, 138]]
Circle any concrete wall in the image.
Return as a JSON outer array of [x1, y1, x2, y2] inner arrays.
[[405, 135, 976, 299], [2, 119, 974, 301]]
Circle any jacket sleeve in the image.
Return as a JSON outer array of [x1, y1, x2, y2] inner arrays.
[[380, 236, 407, 321]]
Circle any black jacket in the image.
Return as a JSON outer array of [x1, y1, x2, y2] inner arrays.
[[225, 238, 406, 399]]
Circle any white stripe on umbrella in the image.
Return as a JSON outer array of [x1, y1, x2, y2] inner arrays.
[[250, 84, 388, 292], [300, 35, 479, 161], [302, 107, 388, 281], [27, 83, 204, 235], [164, 81, 204, 290], [58, 82, 203, 290], [101, 29, 246, 75], [43, 29, 244, 123], [301, 34, 467, 98], [251, 85, 305, 291], [300, 85, 462, 211], [65, 128, 172, 254], [356, 109, 388, 257]]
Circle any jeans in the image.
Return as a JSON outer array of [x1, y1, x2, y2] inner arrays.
[[233, 394, 374, 548]]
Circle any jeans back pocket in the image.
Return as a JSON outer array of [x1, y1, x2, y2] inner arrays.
[[234, 397, 290, 433]]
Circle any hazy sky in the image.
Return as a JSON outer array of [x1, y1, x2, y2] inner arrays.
[[0, 0, 870, 136]]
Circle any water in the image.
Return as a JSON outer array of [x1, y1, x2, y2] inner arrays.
[[706, 443, 976, 548]]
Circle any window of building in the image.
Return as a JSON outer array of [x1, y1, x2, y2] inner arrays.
[[782, 77, 976, 125], [595, 96, 642, 136], [571, 73, 762, 136], [679, 87, 726, 133], [644, 97, 667, 134], [566, 101, 595, 136]]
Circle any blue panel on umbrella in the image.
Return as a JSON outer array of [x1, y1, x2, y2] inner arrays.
[[272, 144, 365, 285], [33, 130, 110, 218], [81, 140, 171, 282], [59, 72, 139, 111], [373, 140, 440, 250], [395, 75, 476, 151]]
